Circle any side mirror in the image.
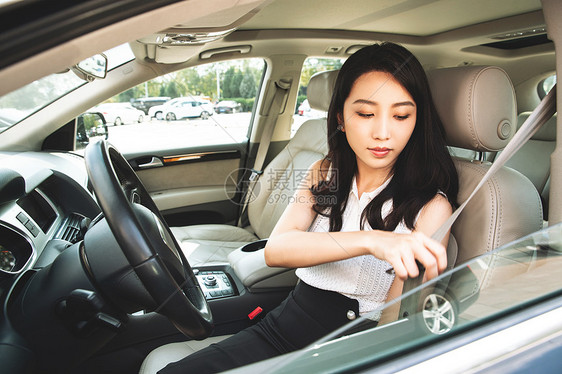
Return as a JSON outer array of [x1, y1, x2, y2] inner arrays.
[[72, 54, 108, 81], [76, 112, 108, 150]]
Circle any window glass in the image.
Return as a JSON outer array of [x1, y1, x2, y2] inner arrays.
[[272, 222, 562, 372], [91, 59, 266, 154], [0, 44, 134, 133], [291, 57, 344, 136]]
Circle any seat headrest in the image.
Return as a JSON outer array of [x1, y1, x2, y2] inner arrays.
[[307, 70, 339, 112], [428, 66, 517, 152], [517, 112, 557, 141]]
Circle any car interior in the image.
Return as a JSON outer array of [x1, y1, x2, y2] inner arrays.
[[0, 0, 559, 373]]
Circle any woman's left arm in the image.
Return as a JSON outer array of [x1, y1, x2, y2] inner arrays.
[[382, 194, 453, 316], [415, 194, 453, 247], [414, 194, 453, 279]]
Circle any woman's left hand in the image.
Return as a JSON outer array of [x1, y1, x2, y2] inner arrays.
[[367, 230, 447, 281]]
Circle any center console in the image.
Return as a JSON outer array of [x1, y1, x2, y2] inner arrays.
[[194, 269, 235, 299]]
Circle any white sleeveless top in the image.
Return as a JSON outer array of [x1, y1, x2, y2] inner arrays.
[[295, 177, 420, 319]]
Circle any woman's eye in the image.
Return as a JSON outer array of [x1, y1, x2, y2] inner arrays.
[[356, 112, 374, 118], [395, 114, 410, 120]]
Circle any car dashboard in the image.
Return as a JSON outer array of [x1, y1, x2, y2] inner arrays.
[[0, 151, 100, 282]]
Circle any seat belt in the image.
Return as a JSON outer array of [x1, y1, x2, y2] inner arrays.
[[237, 79, 291, 227], [396, 85, 557, 318]]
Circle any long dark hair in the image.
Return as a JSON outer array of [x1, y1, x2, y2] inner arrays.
[[312, 42, 458, 232]]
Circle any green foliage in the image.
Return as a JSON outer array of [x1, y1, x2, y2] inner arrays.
[[298, 58, 344, 96], [99, 59, 267, 106], [239, 69, 257, 98], [164, 81, 180, 98], [221, 66, 237, 98], [228, 69, 243, 98], [117, 87, 138, 102]]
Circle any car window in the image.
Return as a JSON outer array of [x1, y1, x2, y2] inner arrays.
[[0, 44, 134, 132], [291, 57, 344, 136], [95, 58, 266, 154], [269, 222, 562, 372]]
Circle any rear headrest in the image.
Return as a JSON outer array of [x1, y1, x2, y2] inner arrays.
[[307, 70, 339, 112], [428, 66, 517, 152], [517, 112, 557, 141]]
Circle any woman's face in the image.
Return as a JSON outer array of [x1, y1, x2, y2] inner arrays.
[[341, 71, 417, 178]]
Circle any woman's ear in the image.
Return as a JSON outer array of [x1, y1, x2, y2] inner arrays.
[[337, 113, 345, 132]]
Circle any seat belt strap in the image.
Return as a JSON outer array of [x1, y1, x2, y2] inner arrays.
[[237, 79, 291, 227], [397, 85, 557, 316], [432, 85, 557, 244]]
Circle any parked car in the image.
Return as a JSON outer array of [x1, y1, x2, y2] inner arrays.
[[214, 100, 242, 114], [91, 102, 144, 126], [164, 98, 214, 121], [131, 97, 170, 115], [147, 97, 181, 120], [0, 1, 559, 374]]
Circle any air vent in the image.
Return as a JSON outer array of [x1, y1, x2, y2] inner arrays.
[[57, 213, 84, 243]]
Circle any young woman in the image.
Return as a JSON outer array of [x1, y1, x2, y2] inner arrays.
[[159, 42, 459, 374]]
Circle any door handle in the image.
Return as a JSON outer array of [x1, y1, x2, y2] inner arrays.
[[137, 157, 163, 169]]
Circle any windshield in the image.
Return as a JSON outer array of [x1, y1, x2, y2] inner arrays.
[[265, 223, 562, 373], [0, 43, 134, 133]]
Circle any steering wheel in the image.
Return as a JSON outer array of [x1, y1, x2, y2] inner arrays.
[[84, 139, 213, 338]]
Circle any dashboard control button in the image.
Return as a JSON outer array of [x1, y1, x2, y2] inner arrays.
[[204, 275, 217, 286], [16, 212, 28, 224], [24, 221, 39, 237]]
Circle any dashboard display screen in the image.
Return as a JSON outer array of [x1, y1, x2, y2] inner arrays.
[[17, 190, 57, 233]]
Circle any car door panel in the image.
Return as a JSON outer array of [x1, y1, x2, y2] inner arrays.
[[126, 146, 244, 226]]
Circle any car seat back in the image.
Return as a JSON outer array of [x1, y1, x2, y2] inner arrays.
[[248, 70, 337, 239], [504, 112, 556, 220], [428, 65, 543, 265]]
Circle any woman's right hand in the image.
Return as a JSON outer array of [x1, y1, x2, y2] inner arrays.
[[367, 230, 447, 281]]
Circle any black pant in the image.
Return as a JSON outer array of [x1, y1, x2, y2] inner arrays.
[[158, 282, 376, 374]]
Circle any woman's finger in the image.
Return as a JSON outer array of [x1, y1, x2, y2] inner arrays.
[[417, 233, 447, 272], [412, 244, 439, 280]]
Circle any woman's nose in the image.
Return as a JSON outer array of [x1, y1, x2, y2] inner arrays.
[[371, 116, 390, 140]]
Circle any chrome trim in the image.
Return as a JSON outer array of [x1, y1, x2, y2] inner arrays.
[[137, 156, 164, 169]]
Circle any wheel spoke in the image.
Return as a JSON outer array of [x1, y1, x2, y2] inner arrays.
[[428, 294, 439, 308], [430, 319, 441, 334], [423, 310, 437, 319], [439, 316, 454, 330], [438, 303, 452, 314]]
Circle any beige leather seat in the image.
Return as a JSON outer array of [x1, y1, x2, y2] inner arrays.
[[428, 65, 543, 265], [171, 70, 336, 266], [503, 112, 556, 220], [141, 65, 544, 373]]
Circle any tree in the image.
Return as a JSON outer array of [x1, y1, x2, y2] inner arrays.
[[221, 66, 236, 98], [117, 87, 140, 102], [229, 72, 243, 98], [298, 58, 344, 96], [239, 68, 257, 98], [165, 81, 180, 98]]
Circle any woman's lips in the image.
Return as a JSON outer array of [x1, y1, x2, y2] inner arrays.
[[369, 147, 390, 157]]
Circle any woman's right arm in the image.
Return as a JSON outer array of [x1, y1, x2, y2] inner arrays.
[[264, 160, 447, 280], [264, 159, 368, 266]]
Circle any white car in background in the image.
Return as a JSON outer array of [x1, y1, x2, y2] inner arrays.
[[92, 102, 144, 126], [147, 97, 184, 120], [164, 98, 214, 121]]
